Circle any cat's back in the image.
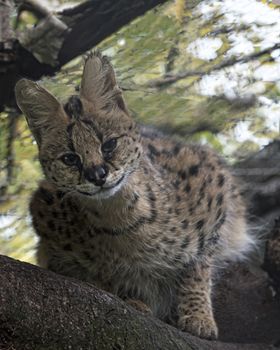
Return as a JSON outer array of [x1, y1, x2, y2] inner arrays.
[[140, 124, 228, 185]]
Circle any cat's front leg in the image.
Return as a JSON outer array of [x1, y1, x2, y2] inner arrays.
[[177, 262, 218, 340]]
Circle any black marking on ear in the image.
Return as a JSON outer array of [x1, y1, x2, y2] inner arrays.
[[64, 95, 83, 120]]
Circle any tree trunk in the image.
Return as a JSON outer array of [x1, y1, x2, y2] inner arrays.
[[0, 0, 17, 111], [0, 255, 278, 350]]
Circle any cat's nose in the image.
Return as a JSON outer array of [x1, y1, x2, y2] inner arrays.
[[84, 164, 108, 186]]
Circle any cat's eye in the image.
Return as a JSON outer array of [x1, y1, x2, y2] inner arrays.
[[101, 138, 117, 154], [60, 153, 80, 166]]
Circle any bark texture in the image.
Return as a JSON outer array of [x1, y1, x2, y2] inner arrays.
[[0, 254, 279, 350]]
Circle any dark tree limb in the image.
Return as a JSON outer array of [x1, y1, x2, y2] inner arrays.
[[57, 0, 169, 65], [0, 255, 278, 350], [19, 0, 170, 68]]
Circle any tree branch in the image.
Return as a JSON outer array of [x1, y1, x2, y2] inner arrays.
[[16, 0, 170, 68], [147, 42, 280, 88], [57, 0, 169, 66], [0, 254, 279, 349]]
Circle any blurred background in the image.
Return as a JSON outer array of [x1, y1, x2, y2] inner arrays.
[[1, 0, 280, 263]]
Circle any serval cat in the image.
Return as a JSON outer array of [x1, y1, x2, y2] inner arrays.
[[15, 51, 254, 339]]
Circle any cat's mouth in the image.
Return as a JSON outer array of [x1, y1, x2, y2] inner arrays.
[[77, 174, 125, 197], [103, 174, 125, 190]]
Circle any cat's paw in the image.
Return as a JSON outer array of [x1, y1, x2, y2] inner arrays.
[[126, 299, 152, 316], [178, 313, 218, 340]]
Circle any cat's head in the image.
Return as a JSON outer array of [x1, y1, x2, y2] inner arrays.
[[15, 51, 142, 199]]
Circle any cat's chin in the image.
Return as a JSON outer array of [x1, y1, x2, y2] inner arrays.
[[77, 174, 126, 200]]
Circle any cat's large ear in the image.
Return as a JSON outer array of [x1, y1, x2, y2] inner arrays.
[[15, 79, 67, 146], [80, 51, 129, 115]]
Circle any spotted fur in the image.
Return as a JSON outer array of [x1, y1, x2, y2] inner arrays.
[[15, 51, 254, 340]]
